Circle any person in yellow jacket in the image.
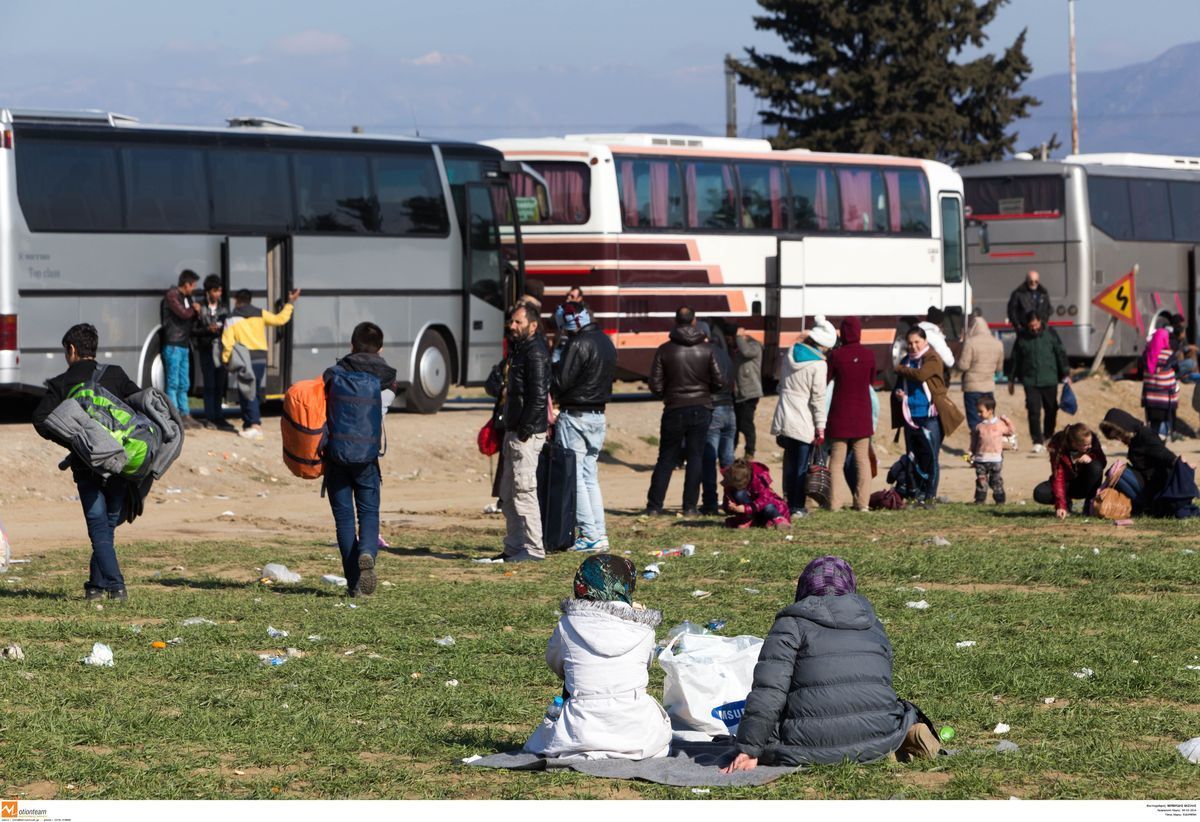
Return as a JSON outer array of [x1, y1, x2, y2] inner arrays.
[[221, 287, 301, 439]]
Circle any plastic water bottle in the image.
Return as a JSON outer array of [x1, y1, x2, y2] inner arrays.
[[545, 696, 564, 722]]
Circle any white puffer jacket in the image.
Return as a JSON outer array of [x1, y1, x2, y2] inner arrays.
[[524, 598, 672, 760], [770, 343, 828, 444]]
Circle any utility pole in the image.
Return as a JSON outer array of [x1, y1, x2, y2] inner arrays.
[[1068, 0, 1080, 154], [724, 54, 737, 138]]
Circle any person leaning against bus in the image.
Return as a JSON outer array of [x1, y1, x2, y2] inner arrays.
[[161, 270, 200, 428], [220, 287, 301, 440]]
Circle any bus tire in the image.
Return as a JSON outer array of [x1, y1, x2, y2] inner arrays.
[[141, 335, 167, 392], [405, 330, 451, 414]]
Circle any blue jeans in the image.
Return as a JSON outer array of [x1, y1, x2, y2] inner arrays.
[[904, 417, 943, 500], [779, 436, 812, 512], [325, 461, 381, 590], [963, 391, 993, 432], [555, 410, 607, 540], [76, 475, 126, 590], [702, 404, 737, 510], [1115, 467, 1143, 506], [163, 344, 191, 416], [239, 360, 267, 428], [647, 405, 712, 512]]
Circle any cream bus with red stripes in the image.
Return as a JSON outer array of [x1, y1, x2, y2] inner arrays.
[[485, 133, 968, 380]]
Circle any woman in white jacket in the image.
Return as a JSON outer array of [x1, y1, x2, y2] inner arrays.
[[523, 555, 672, 760], [771, 316, 836, 516]]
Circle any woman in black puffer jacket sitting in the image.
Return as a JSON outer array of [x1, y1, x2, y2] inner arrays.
[[722, 556, 940, 771]]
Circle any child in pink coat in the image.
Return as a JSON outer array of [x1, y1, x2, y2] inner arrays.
[[722, 459, 791, 528]]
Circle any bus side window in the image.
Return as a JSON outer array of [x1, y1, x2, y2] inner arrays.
[[1088, 177, 1134, 240], [616, 158, 683, 229], [787, 165, 840, 231], [682, 160, 738, 231], [940, 197, 964, 284]]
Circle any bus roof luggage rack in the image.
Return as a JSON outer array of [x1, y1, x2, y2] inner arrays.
[[1066, 153, 1200, 170], [5, 108, 139, 126], [226, 116, 304, 131], [565, 133, 774, 152]]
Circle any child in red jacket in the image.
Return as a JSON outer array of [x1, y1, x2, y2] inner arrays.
[[722, 459, 790, 528]]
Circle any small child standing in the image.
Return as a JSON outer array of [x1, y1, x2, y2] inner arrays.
[[970, 397, 1014, 504], [721, 458, 791, 528], [324, 322, 398, 596]]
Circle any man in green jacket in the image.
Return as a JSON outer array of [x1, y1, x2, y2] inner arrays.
[[1007, 314, 1069, 452]]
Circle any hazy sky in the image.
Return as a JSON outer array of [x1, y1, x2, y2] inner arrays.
[[3, 0, 1196, 140]]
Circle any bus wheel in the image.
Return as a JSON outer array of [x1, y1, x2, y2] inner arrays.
[[141, 337, 167, 392], [405, 330, 450, 414]]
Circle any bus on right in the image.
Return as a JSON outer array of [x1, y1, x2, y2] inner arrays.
[[961, 153, 1200, 364]]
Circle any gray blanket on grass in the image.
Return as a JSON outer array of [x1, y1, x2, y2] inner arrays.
[[467, 739, 800, 787]]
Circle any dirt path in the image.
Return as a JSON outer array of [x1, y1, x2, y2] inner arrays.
[[4, 376, 1199, 556]]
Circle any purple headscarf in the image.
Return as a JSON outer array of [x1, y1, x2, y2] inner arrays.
[[795, 555, 857, 601]]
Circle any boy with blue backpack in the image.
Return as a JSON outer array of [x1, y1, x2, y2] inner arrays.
[[324, 322, 398, 597]]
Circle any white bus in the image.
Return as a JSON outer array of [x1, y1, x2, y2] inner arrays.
[[485, 133, 967, 379], [962, 153, 1200, 361], [0, 108, 524, 412]]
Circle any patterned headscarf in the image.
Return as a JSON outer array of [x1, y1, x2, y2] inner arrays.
[[574, 555, 636, 604], [795, 555, 857, 601]]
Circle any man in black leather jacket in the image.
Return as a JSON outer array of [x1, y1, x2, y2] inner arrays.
[[645, 307, 726, 515], [485, 304, 551, 562], [552, 304, 617, 551]]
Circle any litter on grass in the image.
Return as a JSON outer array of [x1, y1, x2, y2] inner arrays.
[[434, 636, 456, 647], [906, 600, 931, 610], [1185, 665, 1200, 671], [167, 637, 184, 646], [258, 654, 288, 667], [462, 755, 483, 764], [307, 635, 323, 642], [1072, 667, 1095, 679], [743, 587, 760, 594], [2, 643, 24, 661], [1043, 697, 1056, 704], [81, 643, 114, 667], [321, 574, 348, 587], [955, 641, 977, 648], [1178, 738, 1200, 764], [262, 563, 301, 583], [692, 788, 710, 795], [995, 740, 1020, 753], [993, 723, 1010, 734], [181, 617, 216, 626], [267, 626, 289, 638], [691, 590, 712, 599], [445, 679, 460, 687], [931, 536, 952, 546]]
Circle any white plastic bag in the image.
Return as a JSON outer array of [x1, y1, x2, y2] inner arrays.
[[657, 632, 763, 739]]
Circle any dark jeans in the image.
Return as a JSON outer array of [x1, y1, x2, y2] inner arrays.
[[1033, 460, 1105, 509], [239, 360, 267, 429], [904, 417, 943, 500], [702, 404, 736, 511], [647, 405, 712, 512], [734, 398, 759, 456], [729, 487, 780, 523], [1024, 384, 1058, 445], [325, 461, 381, 590], [779, 436, 812, 512], [198, 342, 227, 423], [963, 390, 994, 432], [76, 474, 126, 590]]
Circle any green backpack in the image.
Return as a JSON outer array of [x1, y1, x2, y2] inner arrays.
[[67, 365, 162, 481]]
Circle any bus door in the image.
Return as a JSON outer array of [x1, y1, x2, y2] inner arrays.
[[461, 182, 522, 383], [939, 193, 968, 341], [223, 235, 292, 396]]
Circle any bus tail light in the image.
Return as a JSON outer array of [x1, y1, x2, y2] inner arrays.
[[0, 315, 16, 350], [2, 130, 11, 149]]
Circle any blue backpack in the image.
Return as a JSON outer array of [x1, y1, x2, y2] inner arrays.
[[325, 367, 382, 466]]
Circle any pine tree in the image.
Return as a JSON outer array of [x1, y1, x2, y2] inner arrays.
[[732, 0, 1038, 165]]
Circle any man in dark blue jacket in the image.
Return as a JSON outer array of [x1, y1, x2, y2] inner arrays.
[[552, 303, 616, 552]]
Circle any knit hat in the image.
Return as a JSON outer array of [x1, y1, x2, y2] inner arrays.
[[795, 555, 858, 601], [807, 315, 837, 349]]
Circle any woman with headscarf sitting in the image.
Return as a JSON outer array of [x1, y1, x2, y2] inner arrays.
[[721, 556, 940, 772], [1099, 408, 1198, 517], [523, 555, 672, 760]]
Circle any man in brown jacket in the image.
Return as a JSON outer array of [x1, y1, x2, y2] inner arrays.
[[955, 312, 1006, 431]]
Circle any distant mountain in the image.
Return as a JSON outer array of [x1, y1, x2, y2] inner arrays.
[[1017, 42, 1200, 157], [626, 122, 715, 136]]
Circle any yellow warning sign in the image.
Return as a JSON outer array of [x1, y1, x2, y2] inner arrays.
[[1092, 267, 1140, 329]]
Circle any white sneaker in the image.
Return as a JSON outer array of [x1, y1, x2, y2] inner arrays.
[[238, 428, 258, 440], [1032, 443, 1045, 454]]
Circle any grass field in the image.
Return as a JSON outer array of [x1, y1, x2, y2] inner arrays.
[[2, 506, 1199, 800]]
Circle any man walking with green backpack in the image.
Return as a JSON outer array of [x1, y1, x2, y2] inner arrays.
[[32, 324, 143, 601]]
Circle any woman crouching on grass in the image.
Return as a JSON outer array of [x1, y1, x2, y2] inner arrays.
[[721, 556, 941, 772], [1033, 422, 1106, 519], [523, 555, 672, 760]]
